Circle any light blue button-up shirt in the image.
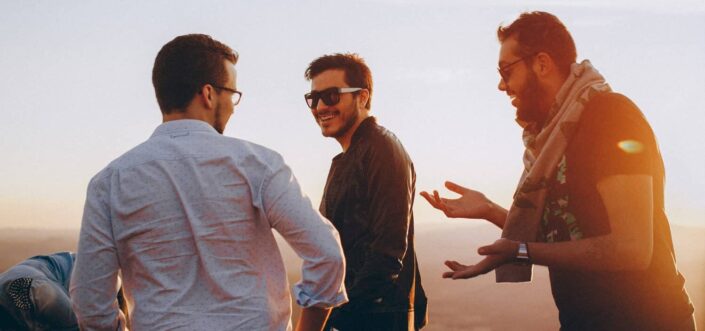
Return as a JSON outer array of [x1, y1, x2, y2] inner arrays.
[[70, 120, 347, 330]]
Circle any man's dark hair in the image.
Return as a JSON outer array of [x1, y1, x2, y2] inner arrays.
[[152, 34, 238, 114], [497, 11, 577, 77], [305, 53, 373, 109]]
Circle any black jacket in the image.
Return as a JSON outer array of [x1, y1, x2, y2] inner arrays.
[[320, 117, 427, 327]]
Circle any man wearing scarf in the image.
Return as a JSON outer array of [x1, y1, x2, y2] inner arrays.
[[422, 11, 695, 330]]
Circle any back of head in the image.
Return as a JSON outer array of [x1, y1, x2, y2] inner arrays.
[[152, 34, 238, 114], [305, 53, 374, 109], [497, 11, 577, 77]]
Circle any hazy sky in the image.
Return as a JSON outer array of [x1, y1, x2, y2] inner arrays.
[[1, 0, 703, 229]]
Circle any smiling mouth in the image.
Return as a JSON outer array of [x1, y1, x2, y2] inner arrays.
[[317, 111, 339, 123]]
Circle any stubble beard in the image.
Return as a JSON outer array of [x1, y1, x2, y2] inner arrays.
[[516, 71, 549, 126]]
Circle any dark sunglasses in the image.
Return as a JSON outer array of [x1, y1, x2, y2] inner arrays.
[[497, 53, 537, 83], [304, 87, 363, 109]]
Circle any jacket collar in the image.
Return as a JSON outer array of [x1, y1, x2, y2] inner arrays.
[[348, 116, 377, 150]]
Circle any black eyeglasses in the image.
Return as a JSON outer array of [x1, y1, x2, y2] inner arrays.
[[497, 53, 537, 83], [211, 85, 243, 105], [304, 87, 363, 109]]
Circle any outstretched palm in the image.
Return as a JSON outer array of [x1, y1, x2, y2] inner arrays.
[[420, 181, 493, 220]]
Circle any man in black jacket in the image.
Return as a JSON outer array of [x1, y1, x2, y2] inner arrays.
[[304, 53, 428, 331]]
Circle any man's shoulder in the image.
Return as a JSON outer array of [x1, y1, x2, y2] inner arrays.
[[363, 120, 409, 155], [218, 135, 285, 161], [355, 120, 414, 173], [91, 135, 286, 185], [583, 92, 643, 121], [578, 91, 653, 135]]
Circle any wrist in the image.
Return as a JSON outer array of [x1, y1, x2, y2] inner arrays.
[[515, 241, 531, 264], [486, 202, 507, 228]]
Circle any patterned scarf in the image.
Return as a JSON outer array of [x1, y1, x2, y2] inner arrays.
[[496, 60, 611, 282]]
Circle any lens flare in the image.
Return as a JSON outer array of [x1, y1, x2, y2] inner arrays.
[[617, 140, 644, 154]]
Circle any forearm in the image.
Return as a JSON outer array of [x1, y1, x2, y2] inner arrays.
[[347, 252, 402, 302], [527, 175, 655, 271], [265, 165, 348, 307], [486, 202, 508, 229], [528, 234, 652, 271], [295, 307, 332, 331]]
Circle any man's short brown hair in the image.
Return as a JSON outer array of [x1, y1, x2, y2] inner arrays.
[[498, 11, 577, 77], [305, 53, 373, 109], [152, 34, 238, 114]]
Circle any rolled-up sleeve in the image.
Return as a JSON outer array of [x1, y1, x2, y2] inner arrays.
[[70, 173, 126, 330], [262, 163, 348, 308]]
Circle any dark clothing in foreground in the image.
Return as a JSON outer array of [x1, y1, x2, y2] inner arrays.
[[321, 117, 428, 330], [0, 252, 77, 331], [539, 92, 694, 330]]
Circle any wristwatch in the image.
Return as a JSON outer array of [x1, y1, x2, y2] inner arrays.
[[516, 242, 531, 264]]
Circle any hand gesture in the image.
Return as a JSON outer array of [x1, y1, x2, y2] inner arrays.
[[442, 238, 518, 279], [420, 181, 494, 220]]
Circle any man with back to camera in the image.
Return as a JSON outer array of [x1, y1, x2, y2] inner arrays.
[[70, 34, 348, 331], [421, 11, 695, 330], [304, 53, 428, 331]]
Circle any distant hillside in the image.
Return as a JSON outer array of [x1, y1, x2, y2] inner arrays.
[[2, 223, 703, 330]]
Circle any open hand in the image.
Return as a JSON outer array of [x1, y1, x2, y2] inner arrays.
[[420, 181, 494, 220], [442, 238, 518, 279]]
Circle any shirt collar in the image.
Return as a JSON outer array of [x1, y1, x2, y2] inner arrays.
[[150, 119, 218, 138], [348, 116, 376, 148]]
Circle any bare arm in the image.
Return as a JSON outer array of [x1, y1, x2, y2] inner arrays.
[[529, 174, 653, 270], [420, 181, 508, 229], [443, 175, 654, 278], [295, 307, 332, 331]]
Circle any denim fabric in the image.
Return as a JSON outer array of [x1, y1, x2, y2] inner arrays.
[[0, 252, 78, 331]]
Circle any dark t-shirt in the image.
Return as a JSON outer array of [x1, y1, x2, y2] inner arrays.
[[539, 92, 694, 330]]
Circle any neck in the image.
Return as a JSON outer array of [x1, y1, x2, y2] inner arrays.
[[337, 114, 370, 152], [162, 107, 213, 125]]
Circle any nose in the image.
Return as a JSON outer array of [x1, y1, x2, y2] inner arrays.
[[314, 99, 331, 113], [498, 77, 507, 92]]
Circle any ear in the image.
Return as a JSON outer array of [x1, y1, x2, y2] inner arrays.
[[533, 52, 554, 77], [357, 89, 370, 110], [199, 84, 217, 110]]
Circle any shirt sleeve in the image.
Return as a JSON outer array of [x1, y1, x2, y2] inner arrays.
[[346, 137, 413, 303], [70, 173, 127, 330], [262, 160, 348, 309], [575, 93, 656, 180]]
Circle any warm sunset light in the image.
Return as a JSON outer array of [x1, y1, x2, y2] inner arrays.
[[1, 1, 703, 330]]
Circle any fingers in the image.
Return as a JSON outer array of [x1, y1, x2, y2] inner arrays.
[[445, 181, 468, 195], [433, 190, 448, 213], [420, 191, 444, 211], [442, 252, 507, 280], [452, 257, 496, 279], [442, 262, 484, 280], [444, 260, 465, 271], [443, 260, 466, 279], [419, 191, 435, 206], [478, 243, 499, 256]]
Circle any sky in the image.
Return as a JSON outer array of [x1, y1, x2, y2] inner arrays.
[[1, 0, 704, 229]]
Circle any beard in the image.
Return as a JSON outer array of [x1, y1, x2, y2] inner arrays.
[[317, 96, 362, 139], [516, 70, 549, 126]]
